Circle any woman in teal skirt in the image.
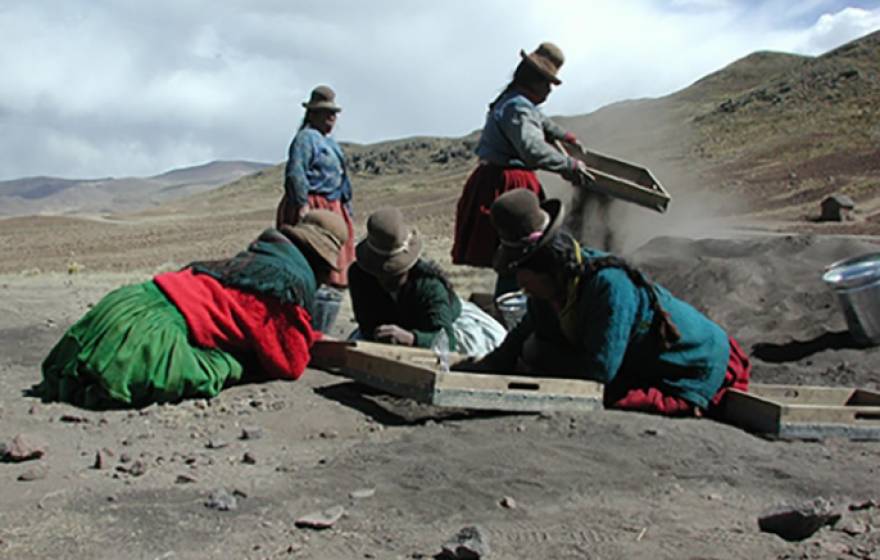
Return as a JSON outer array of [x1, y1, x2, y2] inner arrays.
[[38, 210, 349, 409]]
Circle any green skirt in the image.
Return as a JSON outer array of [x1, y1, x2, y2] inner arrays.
[[38, 280, 243, 409]]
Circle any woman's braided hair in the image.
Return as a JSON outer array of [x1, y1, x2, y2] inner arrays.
[[520, 231, 682, 349]]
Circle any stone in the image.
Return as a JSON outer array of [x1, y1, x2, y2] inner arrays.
[[499, 496, 517, 509], [17, 465, 48, 481], [758, 498, 842, 541], [836, 518, 869, 536], [93, 450, 108, 469], [60, 414, 89, 423], [2, 435, 46, 463], [439, 525, 490, 559], [349, 488, 376, 500], [176, 474, 197, 484], [295, 505, 345, 530], [240, 427, 263, 441], [206, 438, 228, 450], [130, 460, 147, 476], [205, 488, 238, 511], [850, 499, 878, 511], [242, 452, 257, 465]]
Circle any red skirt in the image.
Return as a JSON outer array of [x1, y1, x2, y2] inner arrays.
[[275, 193, 355, 289], [605, 336, 752, 417], [451, 164, 543, 267]]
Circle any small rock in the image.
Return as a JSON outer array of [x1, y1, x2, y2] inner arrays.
[[295, 505, 345, 530], [836, 518, 869, 536], [205, 488, 238, 511], [242, 452, 257, 465], [643, 428, 661, 436], [439, 525, 490, 559], [240, 427, 263, 441], [2, 434, 46, 463], [60, 414, 89, 424], [850, 499, 878, 511], [206, 438, 228, 450], [318, 430, 338, 439], [499, 496, 517, 509], [119, 453, 131, 464], [176, 474, 197, 484], [17, 465, 48, 481], [758, 498, 842, 541], [349, 488, 376, 500], [93, 450, 108, 469], [232, 488, 248, 499], [128, 460, 147, 477]]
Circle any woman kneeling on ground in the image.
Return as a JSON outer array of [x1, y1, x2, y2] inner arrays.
[[464, 190, 750, 417], [348, 208, 507, 358], [38, 210, 349, 409]]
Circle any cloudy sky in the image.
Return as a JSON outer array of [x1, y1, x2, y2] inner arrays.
[[1, 0, 878, 181]]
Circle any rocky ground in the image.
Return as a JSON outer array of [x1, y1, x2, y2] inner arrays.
[[2, 227, 879, 559]]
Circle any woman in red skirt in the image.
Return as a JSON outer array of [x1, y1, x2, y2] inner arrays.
[[276, 85, 355, 289], [451, 42, 594, 296]]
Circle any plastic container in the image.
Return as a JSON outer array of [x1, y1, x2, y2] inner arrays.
[[495, 291, 528, 331], [822, 252, 880, 346], [431, 330, 450, 373], [311, 287, 343, 333]]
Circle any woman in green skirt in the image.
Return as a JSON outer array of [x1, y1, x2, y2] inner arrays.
[[37, 210, 348, 409]]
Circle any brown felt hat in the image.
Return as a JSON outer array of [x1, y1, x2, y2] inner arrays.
[[280, 210, 349, 271], [519, 42, 565, 85], [356, 208, 422, 278], [491, 189, 565, 273], [302, 85, 342, 112]]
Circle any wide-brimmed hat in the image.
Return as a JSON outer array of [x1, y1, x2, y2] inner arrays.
[[519, 42, 564, 85], [280, 210, 349, 271], [356, 208, 423, 278], [491, 190, 565, 273], [302, 85, 342, 112]]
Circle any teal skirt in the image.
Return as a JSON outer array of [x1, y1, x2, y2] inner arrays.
[[38, 280, 243, 409]]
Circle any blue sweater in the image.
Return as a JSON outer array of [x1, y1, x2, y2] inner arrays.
[[484, 248, 730, 408], [284, 126, 352, 208]]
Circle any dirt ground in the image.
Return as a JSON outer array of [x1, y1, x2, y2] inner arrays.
[[2, 208, 880, 559]]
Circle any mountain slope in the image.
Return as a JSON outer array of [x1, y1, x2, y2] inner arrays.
[[0, 160, 272, 217]]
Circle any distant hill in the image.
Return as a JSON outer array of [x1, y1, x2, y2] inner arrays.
[[0, 160, 272, 217]]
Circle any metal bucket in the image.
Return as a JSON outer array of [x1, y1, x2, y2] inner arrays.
[[822, 252, 880, 346], [312, 287, 343, 333], [495, 291, 528, 331]]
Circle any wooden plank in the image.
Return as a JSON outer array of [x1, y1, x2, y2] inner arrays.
[[310, 339, 355, 369], [722, 386, 880, 440], [722, 390, 781, 434], [335, 344, 604, 412], [748, 383, 859, 405]]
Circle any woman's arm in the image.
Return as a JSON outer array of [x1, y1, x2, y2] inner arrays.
[[285, 132, 315, 207], [500, 105, 579, 176]]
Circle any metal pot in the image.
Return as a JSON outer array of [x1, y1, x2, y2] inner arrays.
[[822, 252, 880, 346]]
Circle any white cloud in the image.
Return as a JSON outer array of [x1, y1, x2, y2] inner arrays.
[[0, 0, 878, 180]]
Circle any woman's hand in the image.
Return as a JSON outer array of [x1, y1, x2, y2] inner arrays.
[[572, 160, 596, 187], [297, 203, 311, 220], [374, 324, 415, 346], [562, 132, 586, 154]]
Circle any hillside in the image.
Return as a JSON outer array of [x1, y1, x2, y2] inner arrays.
[[0, 160, 272, 217], [180, 29, 880, 239], [1, 30, 878, 275]]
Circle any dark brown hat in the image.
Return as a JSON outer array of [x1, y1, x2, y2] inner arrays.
[[302, 85, 342, 112], [356, 208, 422, 278], [490, 190, 565, 273], [519, 42, 564, 85], [281, 210, 349, 271]]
